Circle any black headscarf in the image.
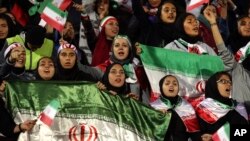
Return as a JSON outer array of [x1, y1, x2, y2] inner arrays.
[[0, 13, 18, 50], [205, 71, 233, 106], [156, 0, 185, 45], [101, 63, 129, 95], [159, 75, 179, 105], [35, 57, 56, 80], [227, 15, 250, 54], [175, 12, 202, 44], [55, 48, 95, 81]]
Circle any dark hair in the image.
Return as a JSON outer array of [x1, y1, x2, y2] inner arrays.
[[0, 13, 18, 38], [24, 25, 46, 45], [157, 0, 185, 23], [175, 12, 202, 43], [200, 3, 219, 16], [35, 56, 55, 80], [205, 71, 233, 106], [159, 74, 180, 104], [101, 63, 129, 95]]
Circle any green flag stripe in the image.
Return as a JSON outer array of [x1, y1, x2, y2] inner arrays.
[[46, 2, 67, 17], [140, 44, 224, 77], [6, 80, 171, 141]]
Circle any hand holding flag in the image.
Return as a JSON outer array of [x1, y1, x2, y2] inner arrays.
[[38, 99, 60, 127], [212, 122, 230, 141]]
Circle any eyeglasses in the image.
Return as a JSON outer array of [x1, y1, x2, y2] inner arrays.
[[216, 79, 232, 85]]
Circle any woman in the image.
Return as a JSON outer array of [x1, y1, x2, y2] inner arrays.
[[98, 63, 138, 100], [55, 43, 98, 81], [35, 57, 55, 80], [0, 13, 18, 51], [0, 97, 36, 140], [0, 42, 27, 80], [164, 12, 216, 56], [132, 0, 184, 47], [227, 15, 250, 54], [205, 5, 250, 112], [97, 35, 149, 103], [196, 71, 248, 140], [198, 2, 229, 54], [83, 15, 119, 66], [150, 75, 201, 141]]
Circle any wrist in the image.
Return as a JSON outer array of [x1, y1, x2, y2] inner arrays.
[[19, 123, 25, 133], [210, 22, 217, 26]]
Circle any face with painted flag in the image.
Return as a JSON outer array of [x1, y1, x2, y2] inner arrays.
[[161, 75, 179, 97]]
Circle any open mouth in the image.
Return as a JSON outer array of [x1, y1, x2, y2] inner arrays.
[[168, 88, 174, 93], [225, 88, 230, 92], [118, 51, 124, 55], [115, 78, 121, 83], [167, 16, 174, 20], [17, 59, 24, 64], [44, 69, 50, 73]]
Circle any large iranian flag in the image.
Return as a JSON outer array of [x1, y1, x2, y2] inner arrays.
[[140, 44, 224, 104], [5, 81, 171, 141]]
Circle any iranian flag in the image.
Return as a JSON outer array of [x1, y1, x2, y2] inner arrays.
[[40, 2, 68, 31], [52, 0, 72, 10], [39, 99, 60, 126], [187, 0, 209, 11], [139, 44, 224, 105], [235, 41, 250, 63], [212, 122, 230, 141], [6, 81, 170, 141]]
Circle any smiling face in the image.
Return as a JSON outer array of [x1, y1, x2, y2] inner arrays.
[[11, 46, 26, 68], [38, 57, 55, 80], [160, 2, 177, 23], [183, 15, 199, 37], [59, 48, 76, 69], [237, 17, 250, 37], [217, 74, 232, 98], [108, 64, 126, 88], [105, 19, 119, 40], [162, 76, 179, 97], [113, 38, 130, 61]]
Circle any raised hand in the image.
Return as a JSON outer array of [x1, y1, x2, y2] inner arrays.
[[203, 6, 217, 25]]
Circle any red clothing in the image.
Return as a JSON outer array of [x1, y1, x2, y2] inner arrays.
[[199, 22, 218, 54], [91, 31, 113, 66]]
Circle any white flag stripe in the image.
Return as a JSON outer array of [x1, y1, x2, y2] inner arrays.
[[144, 68, 206, 98], [52, 0, 64, 7], [43, 105, 58, 119], [16, 112, 153, 141], [42, 6, 66, 26]]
